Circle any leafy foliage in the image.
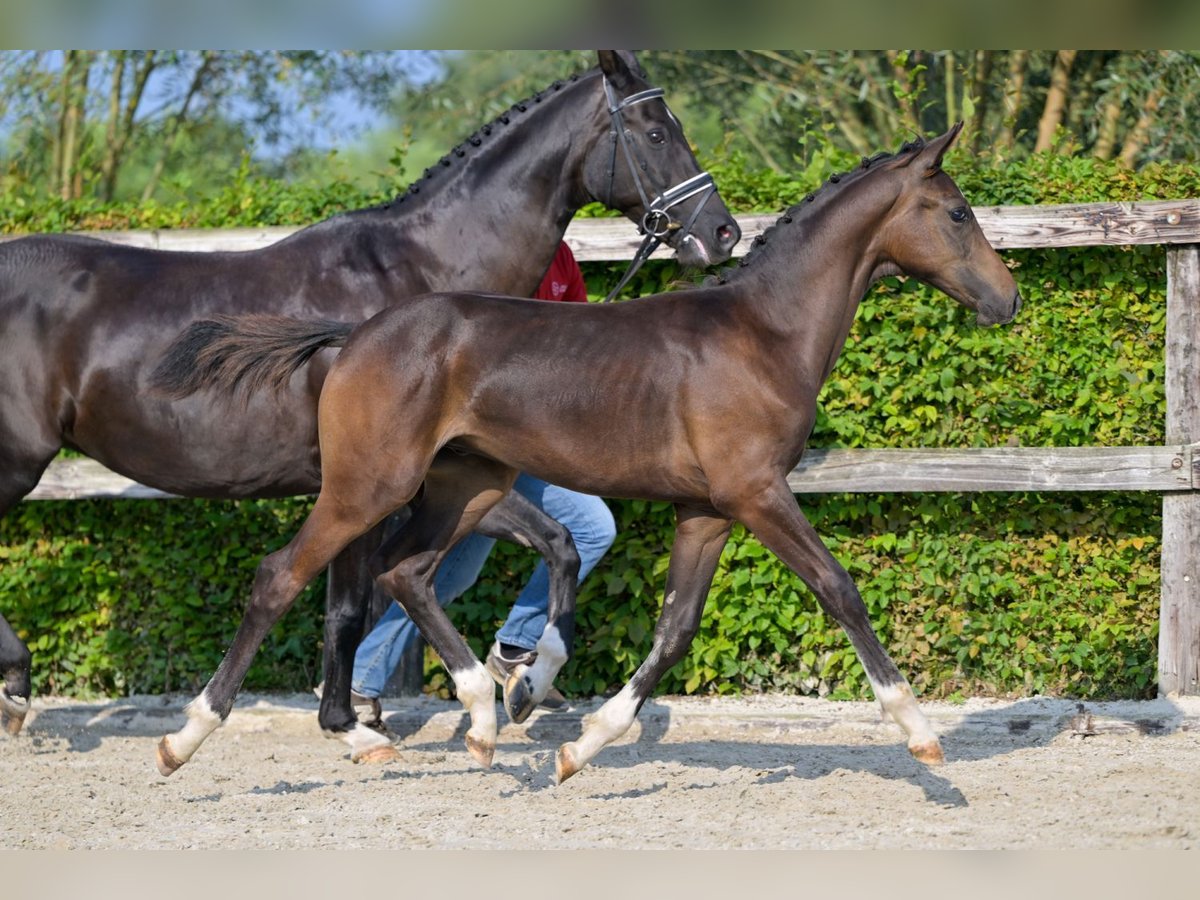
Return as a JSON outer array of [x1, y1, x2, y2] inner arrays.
[[0, 148, 1186, 702]]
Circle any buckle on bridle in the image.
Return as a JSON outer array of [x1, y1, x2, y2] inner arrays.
[[641, 209, 674, 239]]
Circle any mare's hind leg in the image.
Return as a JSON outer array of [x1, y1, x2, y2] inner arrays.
[[157, 486, 408, 775], [732, 479, 943, 765], [0, 437, 61, 736], [369, 455, 519, 769], [473, 490, 579, 724], [557, 505, 731, 782], [317, 520, 402, 764]]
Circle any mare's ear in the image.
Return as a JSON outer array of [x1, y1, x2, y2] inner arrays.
[[915, 121, 964, 176], [598, 51, 645, 90]]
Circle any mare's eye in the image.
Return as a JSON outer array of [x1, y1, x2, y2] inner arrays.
[[949, 207, 969, 223], [647, 128, 667, 145]]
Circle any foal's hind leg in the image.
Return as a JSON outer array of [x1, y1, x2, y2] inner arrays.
[[557, 505, 732, 782], [473, 490, 579, 724], [369, 456, 519, 769], [732, 480, 943, 765]]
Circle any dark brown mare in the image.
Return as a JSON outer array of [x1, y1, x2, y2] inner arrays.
[[154, 123, 1020, 780], [0, 50, 740, 743]]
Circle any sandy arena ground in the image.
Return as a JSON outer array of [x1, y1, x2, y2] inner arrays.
[[2, 691, 1197, 849]]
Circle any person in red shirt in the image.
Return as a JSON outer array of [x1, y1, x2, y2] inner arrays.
[[340, 242, 615, 720], [534, 240, 589, 302]]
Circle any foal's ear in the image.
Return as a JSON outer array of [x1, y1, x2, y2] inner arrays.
[[598, 51, 645, 90], [916, 121, 964, 176]]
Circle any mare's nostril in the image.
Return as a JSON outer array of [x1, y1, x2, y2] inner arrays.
[[717, 223, 740, 248]]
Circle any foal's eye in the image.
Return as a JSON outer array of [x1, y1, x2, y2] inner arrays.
[[647, 128, 667, 145], [949, 207, 969, 223]]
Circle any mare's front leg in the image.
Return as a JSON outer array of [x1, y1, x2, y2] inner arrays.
[[473, 490, 579, 724], [557, 505, 731, 782], [0, 612, 32, 736], [369, 456, 519, 769], [732, 479, 943, 765], [0, 445, 60, 735], [318, 519, 404, 765]]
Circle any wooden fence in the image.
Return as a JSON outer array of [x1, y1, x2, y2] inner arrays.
[[18, 199, 1200, 696]]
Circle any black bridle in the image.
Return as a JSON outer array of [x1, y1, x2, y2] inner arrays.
[[600, 77, 718, 302]]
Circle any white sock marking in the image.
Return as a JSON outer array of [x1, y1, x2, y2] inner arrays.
[[450, 661, 497, 745], [564, 683, 639, 769], [873, 681, 939, 748], [165, 692, 223, 763]]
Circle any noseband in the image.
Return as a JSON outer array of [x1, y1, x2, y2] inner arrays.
[[601, 77, 718, 301]]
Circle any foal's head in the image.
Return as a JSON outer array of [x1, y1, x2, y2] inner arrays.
[[581, 50, 741, 269], [874, 123, 1021, 326]]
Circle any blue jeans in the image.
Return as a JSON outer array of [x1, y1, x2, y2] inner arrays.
[[351, 473, 616, 698]]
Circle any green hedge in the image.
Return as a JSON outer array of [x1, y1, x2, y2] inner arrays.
[[1, 148, 1190, 701]]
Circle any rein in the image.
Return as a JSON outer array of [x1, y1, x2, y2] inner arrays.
[[600, 77, 717, 302]]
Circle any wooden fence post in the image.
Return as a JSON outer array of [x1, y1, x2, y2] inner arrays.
[[1160, 245, 1200, 695]]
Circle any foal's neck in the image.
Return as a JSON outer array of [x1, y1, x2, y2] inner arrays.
[[734, 171, 899, 385]]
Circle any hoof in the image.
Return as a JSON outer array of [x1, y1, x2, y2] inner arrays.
[[464, 732, 494, 769], [352, 743, 401, 765], [555, 742, 582, 784], [909, 739, 945, 766], [156, 737, 186, 777], [1, 691, 28, 736], [503, 672, 537, 725]]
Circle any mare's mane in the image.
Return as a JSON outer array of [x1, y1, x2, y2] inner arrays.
[[336, 70, 596, 225]]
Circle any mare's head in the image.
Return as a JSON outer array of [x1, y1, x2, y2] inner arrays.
[[873, 123, 1021, 326], [582, 51, 740, 268]]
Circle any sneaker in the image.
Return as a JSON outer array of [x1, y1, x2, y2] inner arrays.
[[484, 641, 569, 711], [483, 640, 537, 685], [313, 681, 382, 726]]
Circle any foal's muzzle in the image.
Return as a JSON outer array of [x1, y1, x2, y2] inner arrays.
[[977, 290, 1023, 326]]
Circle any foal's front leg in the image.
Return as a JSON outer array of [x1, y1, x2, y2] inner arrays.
[[556, 506, 732, 782], [733, 480, 943, 765], [474, 489, 580, 723]]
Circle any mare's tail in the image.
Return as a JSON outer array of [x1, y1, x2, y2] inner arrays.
[[151, 314, 356, 402]]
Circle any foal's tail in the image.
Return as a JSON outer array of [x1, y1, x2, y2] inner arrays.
[[151, 314, 356, 402]]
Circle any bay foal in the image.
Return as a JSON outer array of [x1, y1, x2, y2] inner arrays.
[[157, 124, 1019, 780]]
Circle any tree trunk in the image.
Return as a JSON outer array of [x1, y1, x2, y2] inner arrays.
[[58, 51, 92, 200], [943, 51, 956, 130], [1034, 50, 1077, 153], [1094, 94, 1122, 160], [969, 50, 993, 153], [99, 52, 127, 201], [996, 50, 1029, 151], [141, 52, 214, 202], [1118, 86, 1163, 169], [99, 51, 157, 201]]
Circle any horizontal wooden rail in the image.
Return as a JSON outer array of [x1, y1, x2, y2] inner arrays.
[[29, 445, 1199, 501], [2, 200, 1198, 261]]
